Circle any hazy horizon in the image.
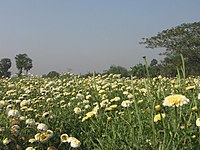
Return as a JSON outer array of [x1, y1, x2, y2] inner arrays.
[[1, 0, 200, 75]]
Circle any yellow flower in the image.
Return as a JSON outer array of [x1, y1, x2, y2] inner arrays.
[[192, 106, 198, 112], [60, 134, 69, 143], [155, 105, 161, 111], [154, 113, 165, 122], [74, 107, 82, 114], [100, 99, 110, 108], [25, 147, 35, 150], [196, 118, 200, 126], [109, 104, 117, 109], [39, 133, 49, 143], [105, 105, 118, 111], [110, 97, 120, 102], [82, 116, 90, 122], [163, 94, 189, 107], [186, 85, 195, 90], [3, 138, 11, 145]]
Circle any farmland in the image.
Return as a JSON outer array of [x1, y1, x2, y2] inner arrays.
[[1, 74, 200, 149]]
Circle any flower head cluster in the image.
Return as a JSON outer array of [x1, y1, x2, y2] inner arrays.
[[82, 105, 99, 122], [121, 100, 132, 107], [163, 94, 189, 107], [60, 134, 81, 148]]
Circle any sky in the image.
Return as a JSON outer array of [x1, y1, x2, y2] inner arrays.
[[0, 0, 200, 75]]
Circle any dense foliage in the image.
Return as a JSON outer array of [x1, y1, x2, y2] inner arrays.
[[140, 22, 200, 76], [15, 53, 33, 76], [0, 58, 11, 78]]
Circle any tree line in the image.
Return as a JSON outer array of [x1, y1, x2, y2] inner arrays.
[[1, 21, 200, 78], [88, 21, 200, 78], [0, 53, 32, 78]]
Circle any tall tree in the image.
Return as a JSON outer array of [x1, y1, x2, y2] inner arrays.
[[0, 58, 11, 77], [140, 22, 200, 76], [107, 65, 129, 77], [24, 57, 33, 75], [15, 53, 33, 76], [130, 63, 146, 78]]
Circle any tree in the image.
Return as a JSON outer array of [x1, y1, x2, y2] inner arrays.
[[24, 57, 33, 75], [106, 65, 129, 77], [47, 71, 60, 78], [0, 58, 11, 78], [140, 22, 200, 76], [15, 53, 33, 76], [130, 63, 146, 78]]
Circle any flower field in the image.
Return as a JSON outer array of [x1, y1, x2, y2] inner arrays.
[[1, 74, 200, 149]]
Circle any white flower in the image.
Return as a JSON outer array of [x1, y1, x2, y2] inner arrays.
[[74, 107, 82, 114], [7, 109, 20, 117], [42, 112, 50, 118], [0, 100, 5, 109], [26, 119, 36, 126], [198, 93, 200, 100], [121, 100, 132, 107], [29, 138, 36, 143], [37, 123, 48, 131], [196, 118, 200, 126], [25, 147, 35, 150], [70, 138, 81, 148], [127, 94, 134, 99], [20, 100, 31, 107], [67, 137, 77, 143]]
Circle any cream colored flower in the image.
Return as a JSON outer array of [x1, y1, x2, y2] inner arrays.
[[0, 100, 6, 109], [60, 134, 69, 143], [7, 109, 20, 117], [25, 147, 35, 150], [26, 119, 36, 126], [39, 133, 49, 143], [100, 99, 110, 108], [29, 138, 36, 143], [110, 97, 120, 102], [196, 118, 200, 126], [154, 113, 166, 122], [45, 130, 54, 138], [34, 133, 41, 141], [186, 85, 195, 90], [121, 100, 132, 107], [74, 107, 82, 114], [37, 123, 48, 131], [127, 94, 134, 99], [42, 112, 50, 118], [155, 105, 161, 111], [3, 138, 11, 145], [198, 93, 200, 100], [70, 138, 81, 148], [163, 94, 189, 107]]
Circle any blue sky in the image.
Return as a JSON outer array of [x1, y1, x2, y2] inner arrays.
[[0, 0, 200, 75]]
